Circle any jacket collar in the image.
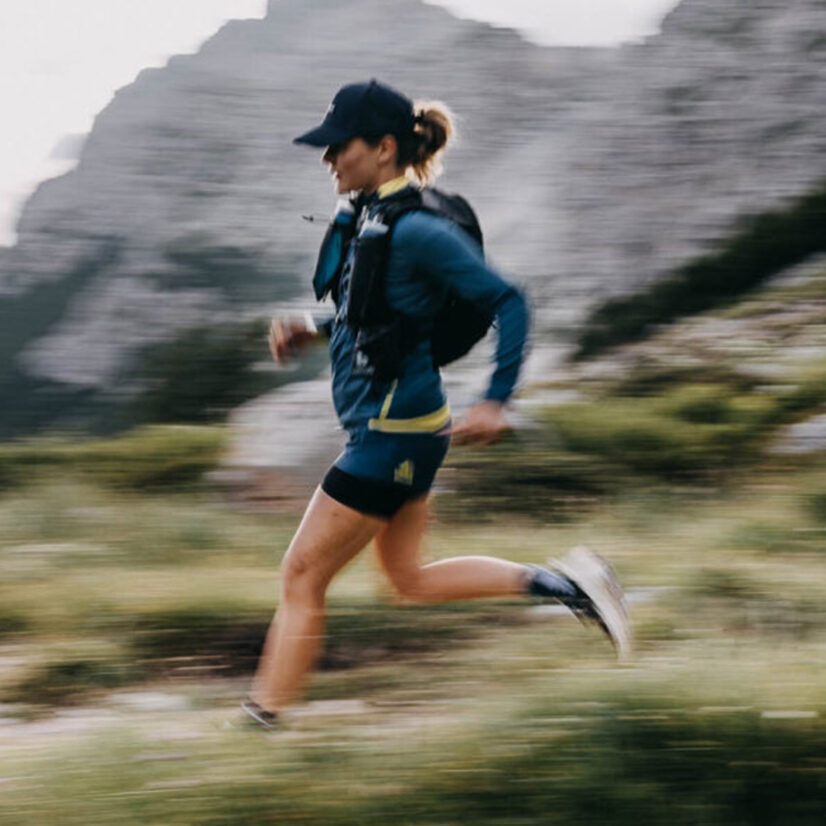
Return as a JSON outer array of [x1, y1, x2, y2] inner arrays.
[[376, 175, 413, 200]]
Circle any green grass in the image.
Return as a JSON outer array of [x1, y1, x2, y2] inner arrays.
[[5, 700, 824, 825], [2, 441, 826, 823], [0, 425, 227, 492]]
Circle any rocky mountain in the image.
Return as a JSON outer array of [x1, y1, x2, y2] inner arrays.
[[0, 0, 824, 436]]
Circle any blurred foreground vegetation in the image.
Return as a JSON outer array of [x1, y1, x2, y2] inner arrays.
[[0, 425, 227, 493], [1, 431, 825, 823], [1, 246, 825, 825]]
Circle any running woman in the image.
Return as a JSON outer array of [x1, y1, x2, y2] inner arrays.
[[242, 80, 630, 729]]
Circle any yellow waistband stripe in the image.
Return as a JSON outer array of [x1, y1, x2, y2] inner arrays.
[[368, 403, 451, 434]]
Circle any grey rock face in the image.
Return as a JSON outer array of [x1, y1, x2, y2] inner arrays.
[[0, 0, 824, 430]]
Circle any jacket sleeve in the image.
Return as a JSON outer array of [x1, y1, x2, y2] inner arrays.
[[391, 211, 530, 404]]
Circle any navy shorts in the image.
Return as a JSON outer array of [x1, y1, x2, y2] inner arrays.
[[322, 428, 451, 519]]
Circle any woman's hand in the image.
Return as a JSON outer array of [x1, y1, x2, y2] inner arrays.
[[269, 316, 319, 365], [446, 400, 511, 447]]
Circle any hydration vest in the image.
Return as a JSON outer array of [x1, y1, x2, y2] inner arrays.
[[314, 186, 494, 380]]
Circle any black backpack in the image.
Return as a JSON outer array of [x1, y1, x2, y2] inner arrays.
[[345, 186, 494, 379]]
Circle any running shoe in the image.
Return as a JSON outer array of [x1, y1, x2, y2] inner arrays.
[[239, 697, 280, 730], [549, 546, 633, 662]]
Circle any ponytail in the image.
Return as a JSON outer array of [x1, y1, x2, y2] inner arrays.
[[397, 100, 456, 185]]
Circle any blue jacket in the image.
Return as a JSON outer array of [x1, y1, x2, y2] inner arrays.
[[314, 178, 530, 434]]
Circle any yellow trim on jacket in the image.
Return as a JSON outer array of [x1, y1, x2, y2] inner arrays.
[[377, 379, 398, 419], [376, 176, 413, 199]]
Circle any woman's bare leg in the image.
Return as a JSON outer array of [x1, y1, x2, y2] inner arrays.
[[374, 496, 528, 602], [250, 487, 384, 712]]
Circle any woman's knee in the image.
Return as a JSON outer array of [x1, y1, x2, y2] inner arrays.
[[280, 548, 327, 604]]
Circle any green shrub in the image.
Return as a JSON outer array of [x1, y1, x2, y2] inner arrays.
[[0, 425, 226, 491], [776, 359, 826, 415], [656, 383, 737, 423], [654, 384, 780, 429], [807, 491, 826, 524], [543, 379, 788, 476], [322, 600, 523, 669], [4, 600, 526, 705], [612, 362, 750, 398], [0, 610, 27, 637], [577, 179, 826, 357], [128, 606, 267, 677], [68, 426, 226, 489], [381, 709, 826, 826], [547, 399, 739, 474], [730, 521, 819, 555], [127, 600, 523, 678], [1, 658, 137, 706], [539, 373, 811, 477], [129, 320, 326, 426], [691, 567, 758, 599], [438, 434, 620, 521]]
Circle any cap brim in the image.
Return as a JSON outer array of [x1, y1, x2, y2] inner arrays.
[[292, 122, 354, 147]]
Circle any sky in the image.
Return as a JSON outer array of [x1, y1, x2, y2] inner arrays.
[[425, 0, 679, 47], [0, 0, 267, 247], [0, 0, 680, 248]]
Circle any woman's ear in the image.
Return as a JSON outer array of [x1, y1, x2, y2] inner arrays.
[[376, 134, 399, 168]]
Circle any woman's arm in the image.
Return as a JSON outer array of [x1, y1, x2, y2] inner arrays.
[[390, 211, 531, 443], [391, 211, 530, 402]]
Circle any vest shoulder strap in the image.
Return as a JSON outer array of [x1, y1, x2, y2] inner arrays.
[[377, 187, 484, 251]]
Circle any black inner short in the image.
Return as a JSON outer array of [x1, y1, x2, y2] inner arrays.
[[321, 465, 424, 519]]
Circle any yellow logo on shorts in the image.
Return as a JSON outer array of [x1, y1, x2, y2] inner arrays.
[[394, 460, 414, 485]]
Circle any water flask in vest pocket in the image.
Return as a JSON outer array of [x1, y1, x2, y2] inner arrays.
[[312, 200, 356, 301], [346, 218, 390, 327], [352, 319, 404, 381]]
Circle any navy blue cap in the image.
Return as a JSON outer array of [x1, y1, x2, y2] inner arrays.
[[293, 79, 415, 147]]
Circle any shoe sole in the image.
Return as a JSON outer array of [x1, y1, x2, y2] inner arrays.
[[549, 546, 633, 662]]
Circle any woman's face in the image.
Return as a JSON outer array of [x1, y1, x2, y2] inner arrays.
[[322, 137, 392, 194]]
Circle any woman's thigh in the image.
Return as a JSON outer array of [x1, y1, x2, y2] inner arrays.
[[280, 486, 385, 596], [373, 494, 430, 587]]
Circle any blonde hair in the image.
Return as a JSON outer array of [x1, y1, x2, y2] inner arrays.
[[399, 100, 456, 185]]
